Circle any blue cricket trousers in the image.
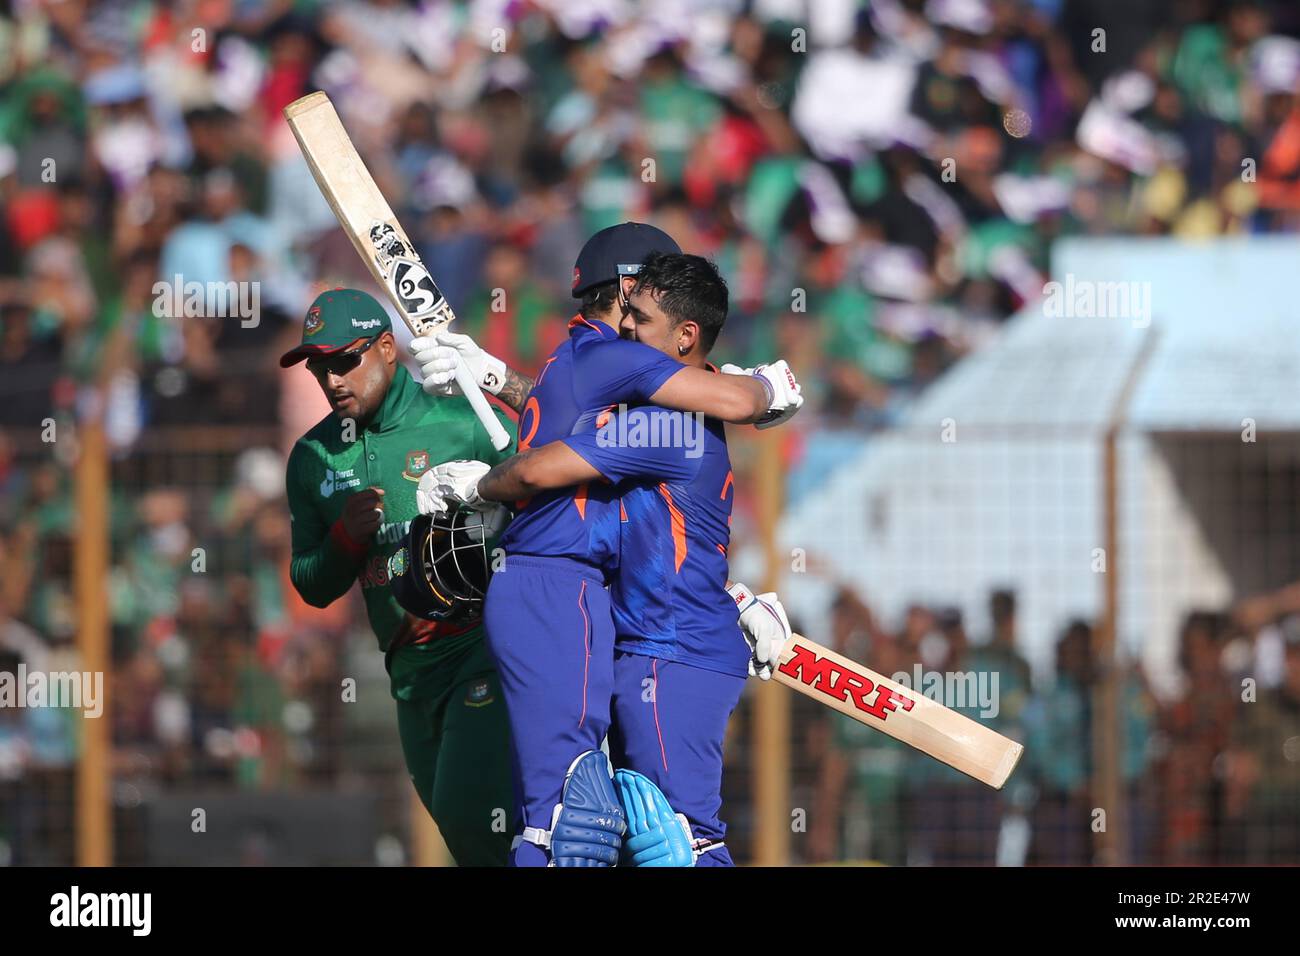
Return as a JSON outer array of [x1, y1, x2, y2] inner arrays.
[[607, 651, 746, 866], [483, 555, 615, 867]]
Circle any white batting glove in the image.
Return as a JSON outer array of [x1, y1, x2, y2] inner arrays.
[[721, 359, 803, 429], [416, 470, 450, 514], [729, 582, 792, 680], [409, 332, 508, 396], [416, 460, 492, 514]]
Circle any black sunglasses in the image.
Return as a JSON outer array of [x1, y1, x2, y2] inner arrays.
[[306, 335, 379, 378]]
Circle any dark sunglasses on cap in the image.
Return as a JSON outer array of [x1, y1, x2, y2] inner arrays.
[[306, 335, 379, 378]]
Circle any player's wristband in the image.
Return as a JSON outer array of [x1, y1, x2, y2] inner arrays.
[[478, 353, 508, 396], [727, 581, 758, 616]]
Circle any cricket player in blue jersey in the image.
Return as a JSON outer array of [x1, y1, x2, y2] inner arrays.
[[410, 225, 803, 866], [422, 252, 796, 866]]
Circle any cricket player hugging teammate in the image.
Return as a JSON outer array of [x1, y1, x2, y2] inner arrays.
[[409, 223, 803, 867]]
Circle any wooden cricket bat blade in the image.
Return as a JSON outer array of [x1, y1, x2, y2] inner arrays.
[[774, 634, 1024, 789], [283, 92, 510, 451]]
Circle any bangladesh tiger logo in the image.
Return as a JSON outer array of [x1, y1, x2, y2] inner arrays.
[[402, 450, 431, 482], [304, 306, 324, 336]]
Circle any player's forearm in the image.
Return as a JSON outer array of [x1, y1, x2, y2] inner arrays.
[[478, 453, 539, 501], [494, 367, 535, 414], [649, 367, 770, 424], [479, 444, 600, 501], [290, 552, 355, 608], [289, 522, 365, 608]]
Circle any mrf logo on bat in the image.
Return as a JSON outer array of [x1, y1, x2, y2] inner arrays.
[[778, 641, 917, 722]]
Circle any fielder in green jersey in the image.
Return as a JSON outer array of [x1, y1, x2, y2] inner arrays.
[[281, 289, 517, 866]]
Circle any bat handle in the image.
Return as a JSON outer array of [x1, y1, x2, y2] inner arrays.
[[454, 359, 511, 451]]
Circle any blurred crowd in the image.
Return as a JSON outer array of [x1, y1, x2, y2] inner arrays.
[[799, 587, 1300, 865], [0, 435, 364, 863], [2, 0, 1300, 863]]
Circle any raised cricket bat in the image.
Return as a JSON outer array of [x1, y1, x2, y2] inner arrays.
[[775, 634, 1024, 789], [284, 92, 511, 450]]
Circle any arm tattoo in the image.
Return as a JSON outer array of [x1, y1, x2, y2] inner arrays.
[[495, 369, 534, 414]]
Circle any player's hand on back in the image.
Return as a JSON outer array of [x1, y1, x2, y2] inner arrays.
[[417, 460, 493, 514], [728, 582, 793, 680], [721, 359, 803, 429], [410, 332, 508, 396], [341, 487, 385, 543]]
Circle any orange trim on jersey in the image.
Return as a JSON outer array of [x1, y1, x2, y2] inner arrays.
[[574, 482, 588, 519], [535, 356, 557, 386], [595, 403, 615, 429], [619, 500, 627, 522], [515, 395, 543, 510], [716, 543, 727, 556], [657, 483, 688, 572], [518, 396, 541, 451], [720, 470, 733, 500], [567, 314, 606, 333]]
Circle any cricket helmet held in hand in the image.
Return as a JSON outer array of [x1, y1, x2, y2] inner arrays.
[[388, 506, 507, 622]]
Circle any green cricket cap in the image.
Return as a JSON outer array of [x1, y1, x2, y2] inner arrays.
[[279, 288, 392, 367]]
